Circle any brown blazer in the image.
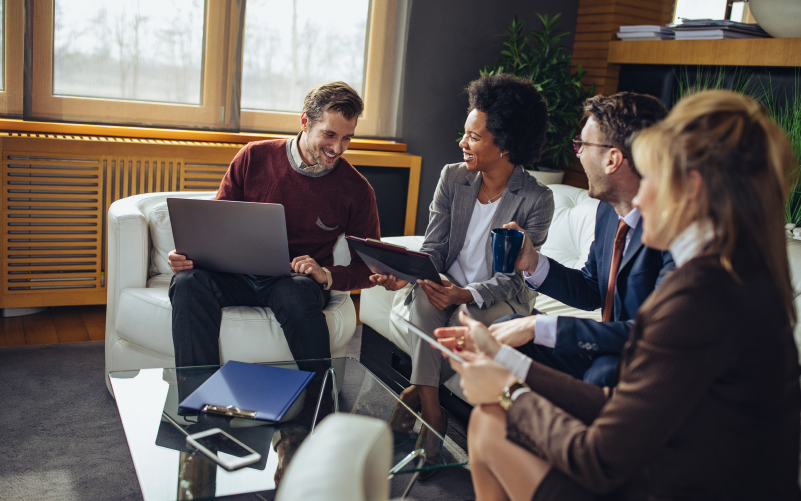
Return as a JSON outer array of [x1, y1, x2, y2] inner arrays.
[[506, 252, 801, 500]]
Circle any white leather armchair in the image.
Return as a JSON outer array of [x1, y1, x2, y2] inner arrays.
[[276, 414, 396, 501], [105, 191, 358, 393]]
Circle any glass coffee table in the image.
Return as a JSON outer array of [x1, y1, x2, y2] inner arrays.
[[109, 357, 468, 500]]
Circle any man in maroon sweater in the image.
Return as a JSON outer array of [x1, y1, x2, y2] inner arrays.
[[167, 82, 380, 367]]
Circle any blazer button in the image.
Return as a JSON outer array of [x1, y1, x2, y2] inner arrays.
[[592, 343, 599, 351], [577, 341, 585, 349]]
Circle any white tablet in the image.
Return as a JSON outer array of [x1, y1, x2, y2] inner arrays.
[[392, 313, 467, 363]]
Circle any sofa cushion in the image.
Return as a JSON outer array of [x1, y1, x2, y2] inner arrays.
[[786, 237, 801, 362], [540, 185, 599, 269], [148, 202, 176, 278], [117, 284, 356, 361]]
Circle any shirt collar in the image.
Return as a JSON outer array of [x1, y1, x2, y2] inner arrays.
[[669, 220, 715, 267], [289, 131, 339, 175], [619, 208, 641, 230]]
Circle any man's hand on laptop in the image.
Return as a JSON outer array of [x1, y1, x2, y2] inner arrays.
[[168, 250, 193, 273], [291, 255, 327, 284]]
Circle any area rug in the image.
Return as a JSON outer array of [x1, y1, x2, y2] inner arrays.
[[0, 341, 474, 501]]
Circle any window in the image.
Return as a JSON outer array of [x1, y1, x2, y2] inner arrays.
[[0, 0, 23, 116], [27, 0, 409, 137], [52, 0, 206, 105], [32, 0, 232, 129], [673, 0, 752, 23], [241, 0, 369, 113], [239, 0, 407, 137]]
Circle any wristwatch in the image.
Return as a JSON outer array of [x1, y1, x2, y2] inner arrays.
[[498, 380, 530, 411]]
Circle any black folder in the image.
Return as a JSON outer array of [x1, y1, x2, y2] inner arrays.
[[346, 236, 442, 285]]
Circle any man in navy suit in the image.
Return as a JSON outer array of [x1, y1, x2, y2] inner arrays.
[[492, 92, 673, 387]]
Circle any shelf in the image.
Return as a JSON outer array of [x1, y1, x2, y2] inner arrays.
[[608, 38, 801, 67]]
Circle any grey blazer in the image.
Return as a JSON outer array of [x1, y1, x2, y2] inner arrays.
[[409, 163, 554, 313]]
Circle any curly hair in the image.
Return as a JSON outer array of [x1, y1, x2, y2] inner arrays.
[[583, 92, 667, 168], [467, 74, 549, 167]]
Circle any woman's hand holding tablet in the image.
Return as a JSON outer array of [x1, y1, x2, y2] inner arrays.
[[434, 310, 502, 360]]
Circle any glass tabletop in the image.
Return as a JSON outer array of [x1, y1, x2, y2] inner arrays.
[[109, 357, 467, 501]]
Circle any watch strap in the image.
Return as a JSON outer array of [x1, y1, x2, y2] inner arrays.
[[498, 380, 529, 411]]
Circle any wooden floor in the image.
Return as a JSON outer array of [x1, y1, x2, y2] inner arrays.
[[0, 306, 106, 347], [0, 296, 356, 347]]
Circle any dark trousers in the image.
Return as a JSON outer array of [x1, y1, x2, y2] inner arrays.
[[169, 269, 331, 367], [494, 314, 619, 387]]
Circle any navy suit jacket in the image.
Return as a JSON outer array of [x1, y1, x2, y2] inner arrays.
[[536, 201, 674, 357]]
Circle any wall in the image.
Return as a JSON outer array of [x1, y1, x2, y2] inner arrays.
[[399, 0, 581, 234]]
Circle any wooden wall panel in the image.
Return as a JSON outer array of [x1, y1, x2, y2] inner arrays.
[[567, 0, 675, 188], [572, 0, 674, 95]]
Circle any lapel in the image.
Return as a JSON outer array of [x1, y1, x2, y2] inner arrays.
[[483, 167, 525, 274], [448, 169, 482, 268], [618, 218, 644, 273]]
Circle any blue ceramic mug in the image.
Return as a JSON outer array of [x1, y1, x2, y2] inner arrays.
[[491, 228, 525, 273]]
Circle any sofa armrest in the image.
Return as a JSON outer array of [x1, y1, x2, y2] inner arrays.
[[105, 191, 216, 394]]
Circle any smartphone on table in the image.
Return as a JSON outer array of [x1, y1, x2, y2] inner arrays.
[[186, 428, 261, 471]]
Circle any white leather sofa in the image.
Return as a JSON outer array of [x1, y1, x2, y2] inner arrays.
[[104, 191, 357, 393], [360, 184, 801, 400]]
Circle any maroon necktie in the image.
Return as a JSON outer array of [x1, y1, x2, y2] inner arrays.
[[602, 219, 630, 322]]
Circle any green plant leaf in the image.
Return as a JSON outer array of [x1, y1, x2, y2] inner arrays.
[[460, 14, 592, 169]]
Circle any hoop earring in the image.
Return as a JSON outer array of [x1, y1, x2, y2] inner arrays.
[[500, 152, 504, 158]]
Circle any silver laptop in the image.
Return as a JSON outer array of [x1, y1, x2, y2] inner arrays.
[[167, 198, 291, 277]]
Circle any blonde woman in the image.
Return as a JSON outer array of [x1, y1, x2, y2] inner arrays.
[[438, 90, 801, 500]]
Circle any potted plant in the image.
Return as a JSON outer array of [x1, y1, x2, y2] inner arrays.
[[470, 14, 593, 184], [675, 67, 801, 230]]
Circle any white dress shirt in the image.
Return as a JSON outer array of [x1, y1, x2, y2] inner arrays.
[[523, 208, 641, 349]]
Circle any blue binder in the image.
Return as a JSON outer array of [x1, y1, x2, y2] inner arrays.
[[179, 361, 315, 422]]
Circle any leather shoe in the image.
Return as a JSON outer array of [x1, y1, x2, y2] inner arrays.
[[415, 410, 448, 481], [388, 399, 419, 448]]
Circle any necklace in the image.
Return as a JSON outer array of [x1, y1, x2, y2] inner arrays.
[[480, 185, 504, 204]]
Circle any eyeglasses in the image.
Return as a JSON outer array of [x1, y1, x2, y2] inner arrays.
[[572, 135, 619, 155]]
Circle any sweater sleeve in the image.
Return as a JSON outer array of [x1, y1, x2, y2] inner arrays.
[[215, 144, 249, 201], [327, 181, 381, 291]]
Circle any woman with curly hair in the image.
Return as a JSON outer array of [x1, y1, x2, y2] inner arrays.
[[370, 73, 554, 466]]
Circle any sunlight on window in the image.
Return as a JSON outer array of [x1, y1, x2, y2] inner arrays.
[[673, 0, 728, 22], [241, 0, 370, 113], [52, 0, 205, 105], [0, 0, 5, 92]]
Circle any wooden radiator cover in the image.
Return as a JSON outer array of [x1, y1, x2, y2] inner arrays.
[[0, 132, 420, 308]]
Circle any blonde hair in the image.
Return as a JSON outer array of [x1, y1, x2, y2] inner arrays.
[[632, 89, 796, 323]]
